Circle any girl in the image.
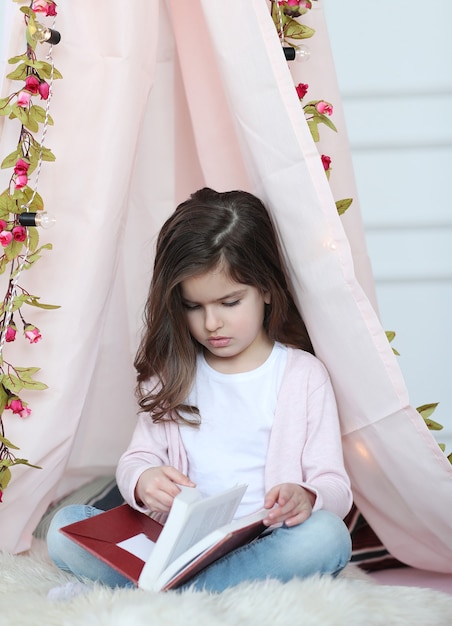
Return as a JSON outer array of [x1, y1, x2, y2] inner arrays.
[[47, 188, 353, 593]]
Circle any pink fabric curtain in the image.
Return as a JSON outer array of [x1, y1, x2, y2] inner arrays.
[[0, 0, 451, 570]]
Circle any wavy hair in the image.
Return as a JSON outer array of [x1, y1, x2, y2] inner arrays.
[[134, 187, 313, 423]]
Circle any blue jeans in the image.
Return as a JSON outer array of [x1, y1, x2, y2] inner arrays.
[[47, 505, 351, 593]]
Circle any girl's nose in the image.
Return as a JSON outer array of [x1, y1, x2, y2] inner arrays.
[[204, 307, 222, 332]]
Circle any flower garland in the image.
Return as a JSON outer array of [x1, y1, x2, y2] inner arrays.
[[272, 0, 451, 463], [0, 0, 61, 502], [271, 0, 353, 216]]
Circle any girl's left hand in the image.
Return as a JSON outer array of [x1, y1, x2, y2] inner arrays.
[[263, 483, 316, 527]]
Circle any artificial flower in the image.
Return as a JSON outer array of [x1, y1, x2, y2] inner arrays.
[[32, 0, 57, 17], [14, 174, 28, 189], [14, 159, 30, 176], [277, 0, 311, 17], [0, 220, 7, 231], [296, 83, 309, 100], [24, 75, 40, 95], [12, 225, 27, 242], [5, 323, 17, 343], [321, 154, 332, 171], [24, 324, 42, 344], [0, 230, 13, 247], [17, 91, 31, 108], [38, 81, 50, 100], [316, 101, 334, 116], [7, 398, 31, 418]]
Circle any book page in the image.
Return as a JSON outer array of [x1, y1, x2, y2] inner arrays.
[[116, 533, 155, 562], [138, 484, 247, 589]]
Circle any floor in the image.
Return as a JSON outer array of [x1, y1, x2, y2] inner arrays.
[[370, 567, 452, 595]]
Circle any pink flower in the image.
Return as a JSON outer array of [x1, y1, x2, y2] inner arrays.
[[38, 81, 50, 100], [17, 91, 31, 108], [295, 83, 309, 100], [14, 174, 28, 189], [0, 489, 2, 503], [316, 101, 334, 116], [24, 324, 42, 344], [14, 159, 30, 176], [25, 75, 40, 95], [7, 398, 31, 418], [12, 225, 27, 242], [321, 154, 332, 171], [32, 0, 57, 16], [0, 230, 12, 247], [0, 220, 7, 231], [5, 323, 17, 342]]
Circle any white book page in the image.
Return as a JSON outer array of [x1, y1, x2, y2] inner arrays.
[[116, 533, 155, 562], [153, 508, 268, 591], [138, 484, 247, 589]]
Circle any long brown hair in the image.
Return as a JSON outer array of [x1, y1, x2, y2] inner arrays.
[[135, 187, 312, 423]]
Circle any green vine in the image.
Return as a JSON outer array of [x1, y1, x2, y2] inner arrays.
[[0, 0, 61, 501]]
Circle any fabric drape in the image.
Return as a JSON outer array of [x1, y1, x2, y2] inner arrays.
[[0, 0, 450, 571]]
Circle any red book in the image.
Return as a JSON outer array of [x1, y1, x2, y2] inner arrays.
[[61, 484, 267, 591]]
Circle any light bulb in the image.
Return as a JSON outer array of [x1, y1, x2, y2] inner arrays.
[[283, 44, 311, 63], [29, 22, 61, 45], [19, 212, 56, 229], [294, 45, 311, 63]]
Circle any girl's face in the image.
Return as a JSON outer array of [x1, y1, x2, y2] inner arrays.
[[181, 266, 273, 374]]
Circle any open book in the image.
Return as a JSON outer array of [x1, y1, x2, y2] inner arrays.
[[60, 483, 267, 591]]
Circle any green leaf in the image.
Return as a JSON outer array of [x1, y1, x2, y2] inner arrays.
[[417, 402, 439, 421], [447, 452, 452, 464], [0, 466, 12, 491], [6, 63, 28, 81], [0, 384, 8, 414], [39, 146, 56, 162], [336, 198, 353, 216], [0, 434, 20, 451], [1, 149, 21, 169], [2, 375, 23, 395], [8, 458, 41, 470], [26, 225, 39, 253], [21, 379, 48, 391], [285, 19, 315, 40], [385, 331, 396, 343], [0, 191, 17, 217], [8, 53, 28, 64], [0, 97, 12, 117], [22, 294, 60, 310], [5, 238, 25, 262], [35, 61, 63, 81], [307, 119, 319, 142], [30, 105, 54, 126], [424, 418, 444, 431]]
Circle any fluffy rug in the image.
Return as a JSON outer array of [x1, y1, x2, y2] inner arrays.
[[1, 544, 452, 626]]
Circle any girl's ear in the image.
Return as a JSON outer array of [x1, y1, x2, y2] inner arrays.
[[264, 290, 271, 305]]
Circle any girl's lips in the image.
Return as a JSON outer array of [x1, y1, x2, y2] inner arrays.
[[207, 336, 231, 348]]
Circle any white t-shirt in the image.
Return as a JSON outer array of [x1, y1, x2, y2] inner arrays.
[[180, 342, 288, 518]]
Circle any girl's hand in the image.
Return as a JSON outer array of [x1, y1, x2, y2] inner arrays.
[[263, 483, 316, 527], [135, 466, 195, 513]]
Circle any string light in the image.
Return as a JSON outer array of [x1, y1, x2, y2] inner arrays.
[[19, 212, 56, 229], [29, 22, 61, 45], [283, 45, 311, 63]]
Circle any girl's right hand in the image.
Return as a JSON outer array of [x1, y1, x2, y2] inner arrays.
[[134, 465, 195, 513]]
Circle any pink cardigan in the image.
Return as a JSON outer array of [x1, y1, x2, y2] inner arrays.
[[116, 348, 353, 519]]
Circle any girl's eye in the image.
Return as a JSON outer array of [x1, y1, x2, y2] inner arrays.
[[183, 303, 200, 311], [223, 300, 240, 307]]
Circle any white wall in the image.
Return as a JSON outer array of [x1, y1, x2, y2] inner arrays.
[[324, 0, 452, 452]]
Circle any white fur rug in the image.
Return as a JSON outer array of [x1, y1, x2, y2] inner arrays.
[[1, 544, 452, 626]]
